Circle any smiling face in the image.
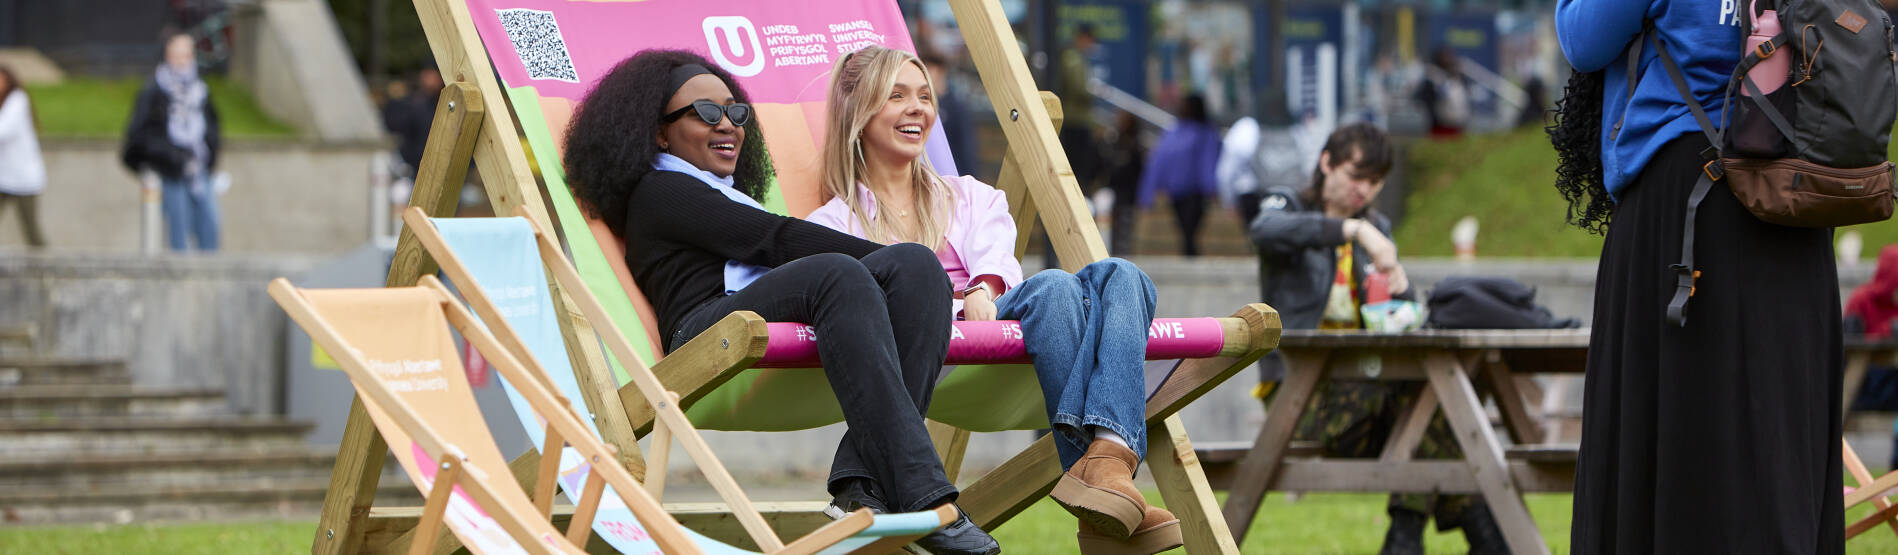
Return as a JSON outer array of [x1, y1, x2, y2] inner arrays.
[[1319, 148, 1386, 218], [858, 62, 935, 168], [657, 73, 744, 178]]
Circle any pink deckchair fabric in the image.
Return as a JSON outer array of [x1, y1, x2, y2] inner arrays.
[[754, 317, 1227, 368]]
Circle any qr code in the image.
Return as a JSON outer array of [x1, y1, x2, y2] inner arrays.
[[495, 9, 579, 82]]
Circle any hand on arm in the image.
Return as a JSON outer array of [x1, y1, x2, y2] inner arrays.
[[1348, 218, 1400, 273]]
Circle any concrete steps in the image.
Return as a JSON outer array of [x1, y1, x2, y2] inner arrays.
[[0, 355, 361, 524], [0, 417, 313, 456], [0, 478, 421, 524], [0, 385, 226, 418], [0, 358, 129, 387], [0, 449, 409, 491]]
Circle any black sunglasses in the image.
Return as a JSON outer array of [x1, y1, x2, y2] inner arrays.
[[663, 99, 752, 127]]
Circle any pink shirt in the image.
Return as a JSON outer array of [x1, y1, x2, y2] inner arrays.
[[806, 174, 1025, 314]]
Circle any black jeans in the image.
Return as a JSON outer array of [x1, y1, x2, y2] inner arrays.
[[670, 244, 956, 512]]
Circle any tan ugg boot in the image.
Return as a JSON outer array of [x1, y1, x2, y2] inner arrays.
[[1051, 439, 1146, 538], [1077, 506, 1184, 555]]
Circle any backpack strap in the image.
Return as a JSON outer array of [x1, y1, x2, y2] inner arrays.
[[1612, 29, 1645, 141], [1648, 31, 1725, 327]]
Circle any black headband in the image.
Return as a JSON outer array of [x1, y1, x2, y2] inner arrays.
[[664, 64, 713, 103]]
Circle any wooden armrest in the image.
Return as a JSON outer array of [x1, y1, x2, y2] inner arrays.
[[1146, 303, 1281, 421], [621, 311, 770, 435]]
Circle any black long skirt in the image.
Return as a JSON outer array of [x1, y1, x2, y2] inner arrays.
[[1571, 136, 1843, 554]]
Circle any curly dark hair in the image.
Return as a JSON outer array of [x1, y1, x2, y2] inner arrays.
[[1547, 69, 1612, 234], [562, 49, 773, 238]]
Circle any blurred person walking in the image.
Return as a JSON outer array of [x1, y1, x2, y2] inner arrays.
[[1106, 112, 1145, 256], [0, 66, 46, 248], [383, 64, 443, 180], [1137, 95, 1219, 257], [121, 32, 222, 252]]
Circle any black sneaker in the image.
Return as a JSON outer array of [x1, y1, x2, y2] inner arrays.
[[1379, 507, 1427, 555], [912, 507, 1000, 555]]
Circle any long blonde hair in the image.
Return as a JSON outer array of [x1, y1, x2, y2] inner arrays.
[[820, 46, 955, 249]]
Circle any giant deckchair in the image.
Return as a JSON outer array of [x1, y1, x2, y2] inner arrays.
[[273, 275, 954, 554], [315, 1, 1281, 553]]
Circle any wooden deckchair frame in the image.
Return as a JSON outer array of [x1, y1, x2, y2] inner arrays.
[[312, 1, 1282, 553], [278, 276, 920, 554], [403, 205, 957, 553], [1843, 439, 1898, 540]]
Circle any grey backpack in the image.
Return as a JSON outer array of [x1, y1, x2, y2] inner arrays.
[[1631, 0, 1898, 326]]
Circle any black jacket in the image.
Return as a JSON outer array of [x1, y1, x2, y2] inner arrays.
[[1247, 184, 1414, 331], [120, 79, 221, 180], [622, 170, 883, 342]]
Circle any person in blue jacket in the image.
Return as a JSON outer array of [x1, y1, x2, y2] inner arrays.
[[1552, 1, 1843, 553]]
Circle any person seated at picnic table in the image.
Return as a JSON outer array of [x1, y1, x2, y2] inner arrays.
[[1845, 245, 1898, 469], [805, 46, 1179, 555], [1247, 123, 1508, 554], [560, 49, 999, 555]]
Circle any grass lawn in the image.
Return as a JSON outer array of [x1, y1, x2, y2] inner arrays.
[[6, 491, 1898, 553], [23, 77, 297, 139], [1392, 127, 1898, 260]]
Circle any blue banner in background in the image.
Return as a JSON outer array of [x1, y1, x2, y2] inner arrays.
[[1057, 0, 1148, 99], [1254, 4, 1346, 122]]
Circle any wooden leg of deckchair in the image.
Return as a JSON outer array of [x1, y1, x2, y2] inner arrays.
[[533, 425, 564, 518], [1148, 414, 1241, 554], [1849, 503, 1898, 539], [313, 400, 391, 555], [1841, 439, 1898, 538], [314, 80, 484, 555], [647, 417, 672, 502], [409, 458, 462, 555], [928, 420, 972, 483], [566, 465, 609, 546]]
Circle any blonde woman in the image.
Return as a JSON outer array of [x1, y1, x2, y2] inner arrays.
[[807, 46, 1178, 555]]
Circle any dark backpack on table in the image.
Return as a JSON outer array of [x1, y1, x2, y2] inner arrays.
[[1424, 277, 1582, 330]]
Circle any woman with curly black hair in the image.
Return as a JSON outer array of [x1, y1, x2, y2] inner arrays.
[[1556, 2, 1842, 552], [561, 50, 999, 555]]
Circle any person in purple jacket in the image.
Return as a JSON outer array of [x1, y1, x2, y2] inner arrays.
[[808, 46, 1178, 555], [1137, 94, 1221, 257], [1553, 1, 1842, 552]]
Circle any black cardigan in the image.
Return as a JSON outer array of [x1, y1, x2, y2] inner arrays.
[[119, 79, 222, 180], [623, 170, 883, 342]]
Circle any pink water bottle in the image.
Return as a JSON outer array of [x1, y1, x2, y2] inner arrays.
[[1745, 7, 1789, 95]]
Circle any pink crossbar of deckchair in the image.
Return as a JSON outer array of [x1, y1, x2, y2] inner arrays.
[[755, 317, 1226, 368]]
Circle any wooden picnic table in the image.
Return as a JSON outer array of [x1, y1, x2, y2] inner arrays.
[[1214, 328, 1590, 555], [1210, 329, 1898, 555], [1841, 336, 1898, 421]]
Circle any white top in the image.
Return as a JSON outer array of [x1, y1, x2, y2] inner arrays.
[[0, 90, 45, 195]]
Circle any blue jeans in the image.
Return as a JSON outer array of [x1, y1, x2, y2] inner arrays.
[[994, 257, 1157, 469], [161, 176, 220, 252]]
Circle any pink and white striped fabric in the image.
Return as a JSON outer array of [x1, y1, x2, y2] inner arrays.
[[755, 318, 1227, 368]]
